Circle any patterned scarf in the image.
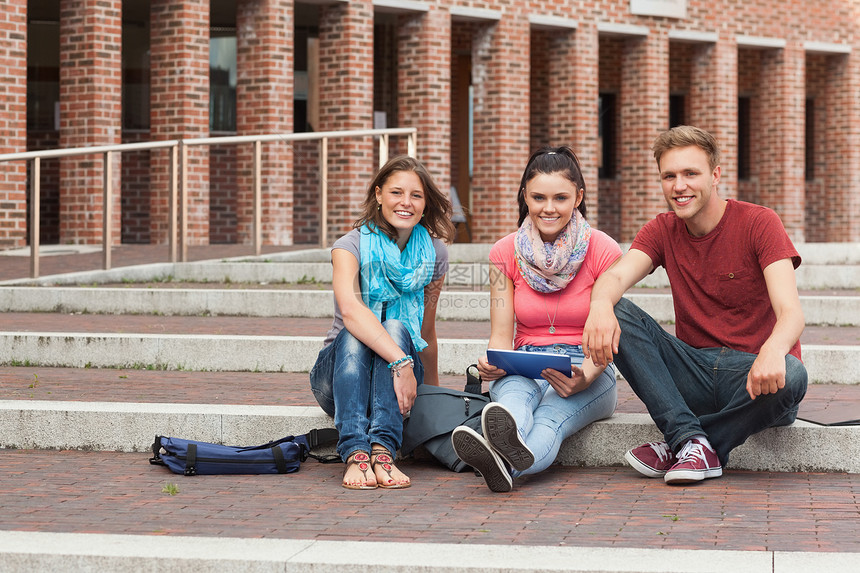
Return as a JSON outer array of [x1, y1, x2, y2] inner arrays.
[[514, 210, 591, 293], [359, 223, 436, 352]]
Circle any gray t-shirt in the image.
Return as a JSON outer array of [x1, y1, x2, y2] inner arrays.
[[322, 228, 449, 347]]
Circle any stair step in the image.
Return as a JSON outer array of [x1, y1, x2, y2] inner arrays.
[[1, 287, 859, 326], [0, 332, 856, 384], [1, 400, 856, 473]]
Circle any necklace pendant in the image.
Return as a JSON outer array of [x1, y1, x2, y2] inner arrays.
[[548, 326, 556, 334]]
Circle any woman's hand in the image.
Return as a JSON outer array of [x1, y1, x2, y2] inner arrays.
[[392, 366, 418, 414], [542, 364, 591, 398], [477, 355, 507, 381]]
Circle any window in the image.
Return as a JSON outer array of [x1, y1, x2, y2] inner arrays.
[[122, 5, 150, 131], [737, 96, 751, 181], [598, 93, 617, 179]]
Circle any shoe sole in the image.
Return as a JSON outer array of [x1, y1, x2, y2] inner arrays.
[[664, 467, 723, 485], [624, 449, 668, 478], [482, 404, 534, 472], [451, 427, 513, 493]]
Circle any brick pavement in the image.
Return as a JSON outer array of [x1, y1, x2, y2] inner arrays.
[[0, 449, 858, 552]]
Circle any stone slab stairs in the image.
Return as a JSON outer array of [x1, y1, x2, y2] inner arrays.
[[0, 242, 858, 572]]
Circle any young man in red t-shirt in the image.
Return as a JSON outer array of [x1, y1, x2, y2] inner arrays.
[[582, 125, 807, 485]]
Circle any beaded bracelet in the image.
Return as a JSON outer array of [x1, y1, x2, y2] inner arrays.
[[388, 355, 414, 377]]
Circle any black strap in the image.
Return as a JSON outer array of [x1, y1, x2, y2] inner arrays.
[[184, 443, 197, 476], [305, 428, 339, 450], [271, 446, 288, 473], [381, 301, 388, 322], [149, 435, 165, 466]]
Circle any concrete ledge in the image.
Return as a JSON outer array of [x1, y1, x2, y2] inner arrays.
[[0, 332, 855, 384], [0, 288, 857, 326], [0, 402, 857, 473], [9, 531, 847, 573]]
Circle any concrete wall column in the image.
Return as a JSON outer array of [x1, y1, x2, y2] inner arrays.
[[397, 7, 451, 192], [619, 30, 669, 242], [0, 0, 27, 248], [318, 0, 373, 244], [236, 0, 294, 245], [758, 42, 805, 242], [150, 0, 210, 245], [470, 14, 530, 243], [688, 34, 738, 199], [58, 0, 122, 245]]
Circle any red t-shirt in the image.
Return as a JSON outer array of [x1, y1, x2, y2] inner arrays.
[[490, 229, 622, 349], [631, 199, 802, 360]]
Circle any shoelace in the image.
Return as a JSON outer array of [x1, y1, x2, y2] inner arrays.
[[676, 440, 708, 464], [648, 442, 673, 462]]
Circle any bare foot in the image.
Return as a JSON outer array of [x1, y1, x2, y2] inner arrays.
[[342, 451, 377, 490], [371, 447, 411, 489]]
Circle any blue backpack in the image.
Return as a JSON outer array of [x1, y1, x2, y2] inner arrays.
[[149, 429, 339, 476]]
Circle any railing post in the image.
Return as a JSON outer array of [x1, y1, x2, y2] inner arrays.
[[179, 140, 188, 263], [168, 144, 178, 263], [30, 157, 40, 279], [319, 137, 328, 249], [407, 131, 416, 157], [253, 140, 262, 256], [102, 151, 113, 270], [379, 133, 389, 169]]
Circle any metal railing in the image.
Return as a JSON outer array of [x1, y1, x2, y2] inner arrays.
[[0, 127, 417, 278]]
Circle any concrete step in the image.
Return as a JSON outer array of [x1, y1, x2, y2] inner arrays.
[[0, 331, 856, 384], [0, 399, 856, 473], [1, 286, 857, 326], [3, 531, 851, 573]]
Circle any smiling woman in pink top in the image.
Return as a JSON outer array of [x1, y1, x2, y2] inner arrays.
[[451, 146, 622, 492]]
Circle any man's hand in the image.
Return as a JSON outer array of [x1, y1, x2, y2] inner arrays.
[[746, 347, 787, 400], [393, 368, 418, 414], [477, 355, 507, 382], [582, 301, 621, 368]]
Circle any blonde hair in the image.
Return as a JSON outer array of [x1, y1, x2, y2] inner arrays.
[[652, 126, 721, 171]]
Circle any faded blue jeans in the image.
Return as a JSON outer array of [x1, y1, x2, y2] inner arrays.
[[489, 343, 617, 478], [612, 297, 808, 466], [309, 319, 423, 461]]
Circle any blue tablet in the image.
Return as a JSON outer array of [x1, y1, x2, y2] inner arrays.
[[486, 349, 572, 379]]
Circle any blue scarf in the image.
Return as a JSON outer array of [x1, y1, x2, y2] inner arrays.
[[359, 223, 436, 352]]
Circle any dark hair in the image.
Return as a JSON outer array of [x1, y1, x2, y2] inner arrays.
[[354, 155, 455, 243], [516, 146, 587, 226], [652, 125, 721, 171]]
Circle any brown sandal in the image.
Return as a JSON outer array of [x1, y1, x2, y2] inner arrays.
[[371, 448, 411, 489], [342, 451, 377, 490]]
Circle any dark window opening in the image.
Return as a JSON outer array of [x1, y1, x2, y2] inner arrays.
[[598, 93, 616, 179], [805, 98, 814, 182], [738, 96, 751, 181], [669, 94, 685, 128]]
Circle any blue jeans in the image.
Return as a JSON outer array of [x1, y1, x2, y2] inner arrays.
[[309, 319, 423, 461], [612, 297, 808, 466], [489, 343, 617, 478]]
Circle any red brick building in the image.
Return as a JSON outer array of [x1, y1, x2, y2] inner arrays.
[[2, 0, 858, 248]]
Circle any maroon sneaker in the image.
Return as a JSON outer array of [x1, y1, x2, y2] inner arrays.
[[624, 441, 676, 478], [664, 438, 723, 484]]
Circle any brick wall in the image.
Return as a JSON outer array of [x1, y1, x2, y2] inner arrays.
[[150, 0, 210, 245], [236, 0, 294, 246], [398, 7, 451, 193], [120, 131, 151, 244], [318, 0, 374, 245], [0, 0, 27, 248], [469, 11, 530, 243], [57, 0, 122, 245]]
